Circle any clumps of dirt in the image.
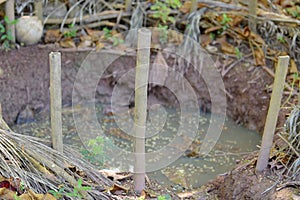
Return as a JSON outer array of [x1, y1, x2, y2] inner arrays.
[[208, 152, 300, 200]]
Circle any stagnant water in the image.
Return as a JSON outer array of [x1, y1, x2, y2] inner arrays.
[[12, 103, 261, 190]]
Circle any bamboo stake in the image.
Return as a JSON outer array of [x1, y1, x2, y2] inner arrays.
[[191, 0, 197, 13], [133, 28, 151, 194], [49, 52, 63, 153], [34, 0, 43, 23], [5, 0, 15, 43], [125, 0, 132, 12], [256, 56, 289, 172], [248, 0, 257, 33]]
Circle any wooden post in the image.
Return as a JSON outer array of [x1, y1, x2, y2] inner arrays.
[[34, 0, 43, 23], [256, 56, 289, 172], [134, 28, 151, 194], [49, 52, 63, 153], [190, 0, 197, 13], [248, 0, 257, 33], [5, 0, 15, 43], [125, 0, 132, 12]]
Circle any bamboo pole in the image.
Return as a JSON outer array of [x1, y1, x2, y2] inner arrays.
[[5, 0, 15, 43], [133, 28, 151, 194], [190, 0, 197, 13], [125, 0, 132, 12], [49, 52, 63, 153], [256, 56, 290, 172], [248, 0, 257, 33], [34, 0, 43, 23]]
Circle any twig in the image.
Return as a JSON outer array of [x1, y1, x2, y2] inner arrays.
[[197, 0, 247, 10], [44, 10, 131, 25], [277, 134, 300, 157], [277, 181, 300, 191], [261, 66, 296, 94]]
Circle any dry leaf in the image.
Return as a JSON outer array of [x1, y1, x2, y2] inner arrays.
[[85, 27, 103, 42], [60, 38, 76, 48], [78, 35, 93, 48], [200, 34, 212, 47], [290, 59, 298, 73], [168, 30, 183, 45], [204, 26, 223, 34], [179, 1, 206, 13], [217, 36, 235, 54], [109, 183, 129, 193], [44, 29, 61, 43], [99, 169, 132, 181], [0, 188, 15, 200], [254, 48, 266, 66], [19, 190, 56, 200], [96, 41, 105, 51], [179, 1, 191, 13], [149, 51, 169, 86]]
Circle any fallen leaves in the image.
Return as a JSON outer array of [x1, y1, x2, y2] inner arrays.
[[0, 176, 56, 200]]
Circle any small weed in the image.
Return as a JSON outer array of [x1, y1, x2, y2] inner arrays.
[[218, 13, 232, 34], [49, 178, 91, 199], [150, 0, 181, 24], [0, 16, 18, 50], [234, 47, 243, 59], [80, 136, 113, 166], [286, 6, 300, 18], [13, 194, 21, 200], [103, 27, 124, 46], [63, 23, 77, 38], [158, 24, 168, 44], [209, 32, 216, 40], [277, 34, 286, 43], [49, 187, 65, 199], [158, 194, 172, 200]]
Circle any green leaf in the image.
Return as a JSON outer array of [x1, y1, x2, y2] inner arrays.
[[77, 178, 83, 187], [1, 35, 7, 40]]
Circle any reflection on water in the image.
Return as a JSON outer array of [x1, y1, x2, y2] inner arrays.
[[12, 104, 261, 190]]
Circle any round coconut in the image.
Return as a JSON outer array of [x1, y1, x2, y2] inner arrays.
[[16, 16, 43, 45]]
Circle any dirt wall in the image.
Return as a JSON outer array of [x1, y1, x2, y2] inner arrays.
[[0, 45, 273, 133]]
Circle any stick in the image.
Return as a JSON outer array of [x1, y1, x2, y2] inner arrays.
[[44, 10, 131, 25], [34, 0, 43, 23], [256, 56, 289, 172], [248, 0, 257, 33], [5, 0, 15, 43], [49, 52, 63, 153], [133, 28, 151, 194]]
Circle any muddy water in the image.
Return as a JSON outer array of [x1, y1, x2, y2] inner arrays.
[[12, 104, 261, 190]]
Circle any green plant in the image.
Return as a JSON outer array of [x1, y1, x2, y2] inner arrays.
[[80, 136, 112, 166], [150, 0, 182, 24], [63, 23, 77, 38], [218, 13, 232, 34], [286, 6, 300, 18], [158, 24, 168, 44], [234, 47, 243, 59], [103, 27, 124, 46], [49, 179, 91, 199], [49, 187, 65, 199], [158, 194, 172, 200], [65, 178, 91, 198], [13, 194, 21, 200], [0, 16, 18, 50], [209, 32, 216, 40], [277, 34, 286, 43]]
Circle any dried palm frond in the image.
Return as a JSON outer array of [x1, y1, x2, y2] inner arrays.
[[0, 127, 113, 199], [279, 106, 300, 178]]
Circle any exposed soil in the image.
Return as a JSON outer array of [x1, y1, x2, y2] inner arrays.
[[0, 44, 275, 132], [0, 44, 289, 199]]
